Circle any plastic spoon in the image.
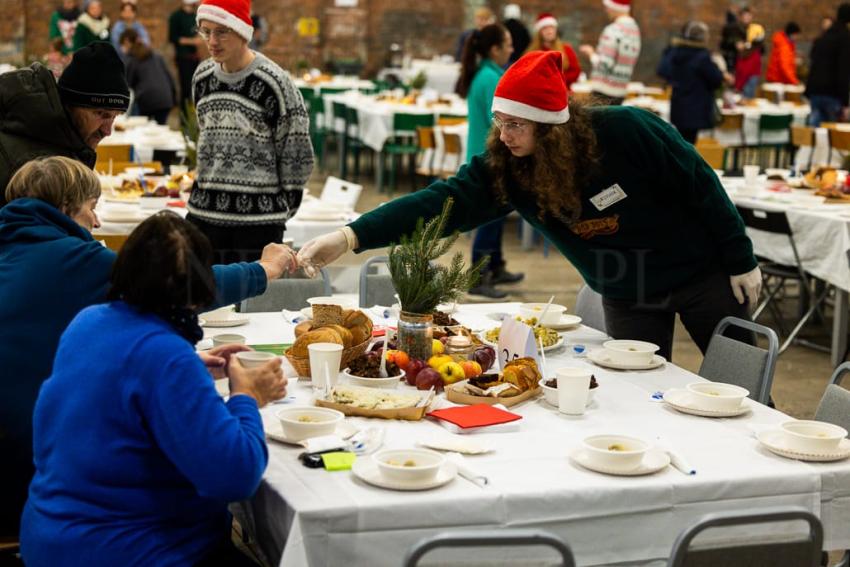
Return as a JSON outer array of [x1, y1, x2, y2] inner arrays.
[[538, 334, 548, 374], [379, 327, 389, 377], [536, 295, 555, 328]]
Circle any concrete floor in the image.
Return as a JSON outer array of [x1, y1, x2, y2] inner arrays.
[[307, 163, 842, 421]]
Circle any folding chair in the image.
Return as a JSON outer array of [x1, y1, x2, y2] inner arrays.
[[736, 205, 831, 354], [240, 268, 332, 312], [755, 114, 793, 168], [698, 316, 779, 405], [320, 176, 362, 210], [829, 129, 850, 168], [667, 507, 823, 567], [713, 113, 746, 171], [814, 362, 850, 432], [790, 125, 816, 172], [415, 126, 438, 178], [358, 255, 397, 308], [439, 132, 463, 179], [378, 112, 435, 194], [404, 529, 576, 567], [574, 285, 607, 333], [96, 143, 133, 162], [696, 142, 728, 170]]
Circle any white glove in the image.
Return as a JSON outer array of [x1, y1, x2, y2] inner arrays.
[[729, 266, 762, 306], [296, 229, 354, 278]]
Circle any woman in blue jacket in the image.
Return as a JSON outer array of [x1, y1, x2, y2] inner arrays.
[[21, 211, 287, 566], [657, 21, 726, 144], [0, 156, 294, 540], [455, 23, 521, 299]]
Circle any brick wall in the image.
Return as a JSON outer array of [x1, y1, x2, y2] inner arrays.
[[8, 0, 836, 82]]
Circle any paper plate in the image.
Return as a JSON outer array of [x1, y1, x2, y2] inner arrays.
[[757, 430, 850, 462], [479, 334, 564, 353], [587, 349, 665, 371], [662, 388, 752, 418], [201, 316, 249, 327], [570, 448, 670, 476], [548, 315, 583, 330]]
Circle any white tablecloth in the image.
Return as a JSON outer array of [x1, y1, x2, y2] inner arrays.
[[221, 303, 850, 567], [324, 92, 467, 152], [293, 77, 375, 97], [100, 121, 185, 163], [378, 60, 461, 94]]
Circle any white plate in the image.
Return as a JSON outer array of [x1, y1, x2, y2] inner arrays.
[[570, 448, 670, 476], [201, 316, 249, 327], [662, 388, 752, 417], [587, 349, 665, 370], [757, 430, 850, 462], [263, 416, 359, 445], [352, 459, 457, 491], [300, 307, 313, 319], [103, 196, 141, 204], [548, 315, 583, 330], [479, 334, 564, 353], [98, 210, 147, 223]]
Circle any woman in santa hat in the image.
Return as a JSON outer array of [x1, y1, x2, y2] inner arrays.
[[299, 51, 761, 361], [526, 13, 581, 90]]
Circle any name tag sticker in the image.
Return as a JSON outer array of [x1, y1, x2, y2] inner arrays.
[[590, 184, 627, 211]]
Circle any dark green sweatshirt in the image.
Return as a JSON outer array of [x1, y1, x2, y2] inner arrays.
[[349, 106, 756, 301]]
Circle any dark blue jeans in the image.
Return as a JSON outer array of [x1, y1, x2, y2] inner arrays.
[[807, 95, 843, 127], [472, 218, 505, 273]]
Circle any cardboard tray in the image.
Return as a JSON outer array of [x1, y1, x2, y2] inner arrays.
[[445, 381, 542, 407], [314, 386, 432, 421]]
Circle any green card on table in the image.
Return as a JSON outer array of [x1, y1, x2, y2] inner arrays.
[[248, 343, 291, 356]]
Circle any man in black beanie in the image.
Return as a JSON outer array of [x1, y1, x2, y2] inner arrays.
[[0, 41, 129, 206]]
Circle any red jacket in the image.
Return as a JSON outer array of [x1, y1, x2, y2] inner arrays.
[[735, 49, 762, 91], [766, 31, 798, 85], [562, 43, 581, 89]]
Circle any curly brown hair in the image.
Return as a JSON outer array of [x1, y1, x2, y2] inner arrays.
[[485, 98, 600, 223]]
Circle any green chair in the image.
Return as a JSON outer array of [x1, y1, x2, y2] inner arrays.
[[756, 114, 793, 168], [344, 105, 368, 180], [298, 86, 324, 160], [378, 112, 435, 194]]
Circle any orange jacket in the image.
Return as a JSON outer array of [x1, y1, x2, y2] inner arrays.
[[766, 31, 798, 85]]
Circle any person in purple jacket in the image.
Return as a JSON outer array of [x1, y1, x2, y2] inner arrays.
[[21, 211, 287, 566]]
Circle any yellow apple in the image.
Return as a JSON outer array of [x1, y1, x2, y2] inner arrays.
[[432, 339, 445, 355], [438, 361, 466, 385], [428, 354, 453, 370]]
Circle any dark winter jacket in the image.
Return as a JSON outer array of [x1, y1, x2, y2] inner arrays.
[[504, 18, 531, 65], [126, 51, 177, 114], [806, 21, 850, 105], [0, 63, 95, 207], [657, 39, 724, 132]]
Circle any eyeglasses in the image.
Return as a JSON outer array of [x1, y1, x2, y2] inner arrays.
[[492, 116, 530, 134], [198, 27, 233, 41]]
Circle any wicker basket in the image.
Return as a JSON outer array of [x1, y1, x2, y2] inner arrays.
[[285, 338, 371, 378]]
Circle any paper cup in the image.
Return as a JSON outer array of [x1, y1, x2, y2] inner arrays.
[[743, 165, 760, 186], [212, 333, 246, 347], [235, 351, 277, 368], [308, 343, 344, 388], [556, 366, 591, 415]]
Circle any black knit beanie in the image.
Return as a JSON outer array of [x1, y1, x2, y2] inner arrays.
[[58, 42, 130, 111]]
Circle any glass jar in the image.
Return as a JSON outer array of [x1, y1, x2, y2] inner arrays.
[[445, 335, 474, 362], [397, 311, 434, 362]]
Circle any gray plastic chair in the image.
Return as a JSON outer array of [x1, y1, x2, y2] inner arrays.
[[358, 255, 397, 308], [574, 285, 607, 333], [240, 268, 332, 312], [698, 317, 779, 405], [814, 362, 850, 433], [667, 507, 823, 567], [404, 529, 575, 567]]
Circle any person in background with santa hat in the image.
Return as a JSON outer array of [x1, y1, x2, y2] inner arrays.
[[298, 51, 761, 362], [527, 12, 581, 90], [580, 0, 641, 105], [187, 0, 314, 265]]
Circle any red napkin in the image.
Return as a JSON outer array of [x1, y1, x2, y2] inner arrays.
[[167, 201, 186, 208], [427, 404, 522, 429]]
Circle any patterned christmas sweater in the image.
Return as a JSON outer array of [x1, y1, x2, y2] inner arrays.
[[189, 53, 314, 227], [590, 15, 642, 98]]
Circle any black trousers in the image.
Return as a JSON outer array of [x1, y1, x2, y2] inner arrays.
[[601, 271, 754, 361], [187, 214, 282, 265]]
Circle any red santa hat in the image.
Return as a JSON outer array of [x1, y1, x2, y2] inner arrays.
[[602, 0, 631, 13], [196, 0, 254, 42], [491, 51, 569, 124], [534, 13, 558, 32]]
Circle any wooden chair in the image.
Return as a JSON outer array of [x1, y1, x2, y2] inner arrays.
[[436, 116, 467, 126], [414, 126, 437, 177], [379, 112, 435, 193], [96, 144, 133, 162], [785, 91, 803, 103], [820, 122, 839, 131], [94, 161, 163, 175], [790, 125, 815, 171], [713, 113, 746, 170], [830, 128, 850, 158], [98, 234, 129, 251], [696, 142, 727, 170], [439, 132, 463, 179]]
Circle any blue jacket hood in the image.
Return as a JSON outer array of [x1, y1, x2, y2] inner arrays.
[[0, 198, 93, 246]]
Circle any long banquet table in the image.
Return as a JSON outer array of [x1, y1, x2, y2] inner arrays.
[[211, 303, 850, 566]]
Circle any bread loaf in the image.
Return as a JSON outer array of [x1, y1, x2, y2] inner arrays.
[[291, 328, 343, 357], [343, 309, 370, 330], [313, 304, 343, 326], [325, 324, 354, 348], [294, 320, 313, 338]]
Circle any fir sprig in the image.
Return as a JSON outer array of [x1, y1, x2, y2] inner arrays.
[[388, 198, 487, 315]]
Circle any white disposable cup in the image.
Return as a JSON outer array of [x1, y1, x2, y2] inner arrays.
[[308, 343, 344, 388], [212, 333, 246, 347], [743, 165, 760, 186], [556, 366, 591, 415], [235, 351, 277, 368], [169, 165, 189, 176]]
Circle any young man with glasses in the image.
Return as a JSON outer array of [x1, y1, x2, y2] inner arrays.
[[188, 0, 314, 264], [299, 51, 762, 362]]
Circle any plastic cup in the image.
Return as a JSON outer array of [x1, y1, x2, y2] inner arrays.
[[235, 351, 277, 368], [308, 343, 344, 389], [212, 333, 246, 347], [556, 366, 591, 415], [743, 165, 760, 187]]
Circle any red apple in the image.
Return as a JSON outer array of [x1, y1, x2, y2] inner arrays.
[[415, 367, 444, 392], [405, 358, 426, 386]]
